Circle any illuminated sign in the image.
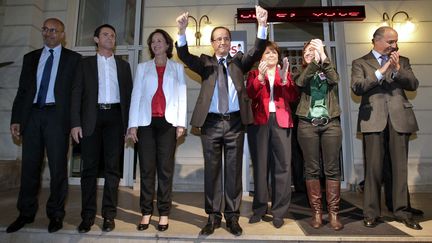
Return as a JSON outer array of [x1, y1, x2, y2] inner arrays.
[[237, 6, 366, 23]]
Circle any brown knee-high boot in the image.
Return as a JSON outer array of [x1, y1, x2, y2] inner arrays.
[[305, 179, 322, 228], [326, 179, 343, 230]]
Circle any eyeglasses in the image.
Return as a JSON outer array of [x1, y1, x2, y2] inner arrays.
[[41, 27, 62, 34], [212, 37, 230, 43]]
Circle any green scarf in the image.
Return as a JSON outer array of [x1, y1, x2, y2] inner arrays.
[[308, 72, 329, 119]]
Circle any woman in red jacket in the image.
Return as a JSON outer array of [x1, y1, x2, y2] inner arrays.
[[246, 41, 298, 228]]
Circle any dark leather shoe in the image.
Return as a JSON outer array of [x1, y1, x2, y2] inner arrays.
[[407, 207, 424, 216], [78, 219, 94, 233], [48, 217, 63, 233], [363, 217, 377, 228], [200, 216, 222, 235], [6, 216, 34, 233], [102, 218, 115, 232], [158, 224, 169, 231], [226, 220, 243, 236], [399, 218, 422, 230], [248, 214, 263, 224], [272, 218, 284, 228]]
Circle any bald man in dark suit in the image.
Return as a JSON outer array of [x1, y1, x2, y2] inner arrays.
[[351, 26, 422, 230], [8, 18, 81, 233]]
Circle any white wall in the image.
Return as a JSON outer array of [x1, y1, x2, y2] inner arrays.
[[343, 0, 432, 191], [0, 0, 69, 185]]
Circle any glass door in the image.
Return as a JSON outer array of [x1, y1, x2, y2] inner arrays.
[[68, 0, 143, 187]]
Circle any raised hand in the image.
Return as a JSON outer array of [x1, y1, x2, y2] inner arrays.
[[279, 57, 290, 84], [176, 12, 189, 35], [258, 60, 268, 83], [310, 39, 327, 63], [255, 5, 268, 27], [389, 50, 400, 71], [378, 58, 392, 75]]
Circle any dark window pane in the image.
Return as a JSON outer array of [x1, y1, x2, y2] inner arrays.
[[76, 0, 136, 46], [274, 22, 324, 42]]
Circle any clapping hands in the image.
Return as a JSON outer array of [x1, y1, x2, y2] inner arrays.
[[278, 57, 290, 85]]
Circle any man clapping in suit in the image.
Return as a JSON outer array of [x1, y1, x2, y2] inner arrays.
[[8, 18, 81, 233], [71, 24, 132, 233], [351, 26, 422, 230]]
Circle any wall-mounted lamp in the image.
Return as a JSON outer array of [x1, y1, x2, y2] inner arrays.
[[188, 15, 211, 46], [381, 11, 416, 34]]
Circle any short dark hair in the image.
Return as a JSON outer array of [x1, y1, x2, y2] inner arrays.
[[93, 24, 116, 47], [94, 24, 116, 38], [210, 26, 231, 41], [264, 41, 282, 67], [147, 29, 174, 59]]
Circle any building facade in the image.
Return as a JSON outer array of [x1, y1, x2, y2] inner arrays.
[[0, 0, 431, 192]]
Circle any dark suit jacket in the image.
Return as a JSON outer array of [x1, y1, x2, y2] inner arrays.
[[70, 55, 132, 136], [176, 38, 266, 127], [351, 51, 419, 133], [11, 47, 82, 134]]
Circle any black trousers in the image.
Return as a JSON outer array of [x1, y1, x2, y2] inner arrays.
[[247, 113, 292, 219], [363, 121, 411, 220], [18, 106, 69, 220], [200, 112, 244, 221], [80, 107, 123, 220], [297, 118, 342, 180], [137, 117, 177, 216]]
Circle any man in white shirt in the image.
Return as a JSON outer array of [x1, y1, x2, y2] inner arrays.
[[71, 24, 132, 233]]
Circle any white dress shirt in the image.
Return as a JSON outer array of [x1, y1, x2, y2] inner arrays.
[[97, 53, 120, 104], [268, 73, 276, 112]]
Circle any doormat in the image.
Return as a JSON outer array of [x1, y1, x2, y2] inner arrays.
[[289, 192, 409, 236]]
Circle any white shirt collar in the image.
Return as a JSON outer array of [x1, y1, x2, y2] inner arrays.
[[371, 49, 383, 60], [97, 52, 114, 60], [43, 44, 61, 54], [217, 55, 228, 62]]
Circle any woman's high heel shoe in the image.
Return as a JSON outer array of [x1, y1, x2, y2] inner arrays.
[[137, 215, 151, 231], [158, 216, 169, 231], [157, 223, 169, 231]]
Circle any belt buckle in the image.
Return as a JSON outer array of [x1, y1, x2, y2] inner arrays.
[[222, 113, 230, 121], [311, 117, 329, 126], [100, 104, 111, 109]]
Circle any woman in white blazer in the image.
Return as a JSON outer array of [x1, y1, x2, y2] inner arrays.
[[127, 29, 187, 232]]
